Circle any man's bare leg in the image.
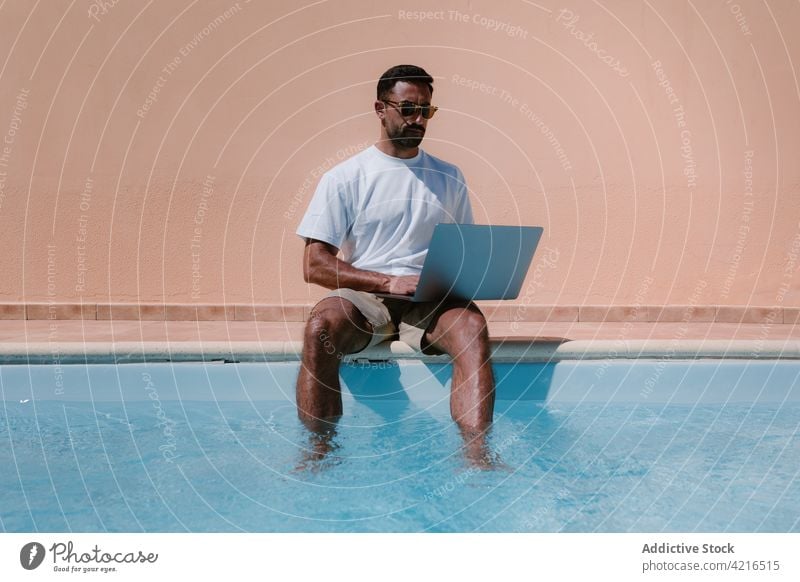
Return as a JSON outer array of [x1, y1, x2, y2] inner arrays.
[[296, 296, 372, 429], [424, 302, 495, 427], [423, 303, 496, 465]]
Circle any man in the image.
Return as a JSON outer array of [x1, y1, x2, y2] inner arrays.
[[295, 64, 495, 439]]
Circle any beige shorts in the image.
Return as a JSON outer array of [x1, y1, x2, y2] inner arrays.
[[321, 288, 460, 353]]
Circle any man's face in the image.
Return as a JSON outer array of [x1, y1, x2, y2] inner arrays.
[[377, 81, 432, 151]]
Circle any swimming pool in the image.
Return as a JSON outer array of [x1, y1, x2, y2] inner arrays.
[[1, 359, 798, 532]]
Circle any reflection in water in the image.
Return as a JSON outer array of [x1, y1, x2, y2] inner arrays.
[[294, 417, 342, 473], [459, 425, 510, 471], [294, 359, 564, 473], [294, 414, 512, 473]]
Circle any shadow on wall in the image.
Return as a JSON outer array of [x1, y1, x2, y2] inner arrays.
[[339, 338, 570, 417]]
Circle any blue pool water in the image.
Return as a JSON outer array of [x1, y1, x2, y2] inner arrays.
[[1, 360, 798, 532]]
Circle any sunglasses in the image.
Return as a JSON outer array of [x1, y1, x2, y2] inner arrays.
[[382, 99, 438, 120]]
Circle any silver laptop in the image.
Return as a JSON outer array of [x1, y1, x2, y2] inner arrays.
[[377, 224, 543, 302]]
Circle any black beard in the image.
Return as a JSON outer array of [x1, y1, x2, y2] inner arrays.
[[389, 126, 424, 149], [390, 135, 423, 149]]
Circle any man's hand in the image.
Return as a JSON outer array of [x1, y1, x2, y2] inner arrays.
[[304, 239, 422, 295], [388, 275, 419, 295]]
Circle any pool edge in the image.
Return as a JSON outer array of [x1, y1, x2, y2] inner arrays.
[[1, 338, 799, 364]]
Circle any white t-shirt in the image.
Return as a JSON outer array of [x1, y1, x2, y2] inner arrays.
[[296, 145, 474, 275]]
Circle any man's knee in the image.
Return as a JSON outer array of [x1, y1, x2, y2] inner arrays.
[[458, 307, 490, 345], [433, 304, 490, 353], [304, 298, 371, 354], [450, 303, 488, 333]]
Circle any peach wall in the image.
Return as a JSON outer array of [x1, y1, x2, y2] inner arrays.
[[0, 0, 798, 308]]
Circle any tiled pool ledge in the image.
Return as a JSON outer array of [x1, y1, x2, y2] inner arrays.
[[2, 303, 799, 324], [1, 338, 798, 364]]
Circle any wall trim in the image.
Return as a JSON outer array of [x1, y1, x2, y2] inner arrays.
[[1, 303, 795, 324]]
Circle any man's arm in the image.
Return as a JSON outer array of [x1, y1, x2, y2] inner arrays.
[[303, 239, 418, 295]]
